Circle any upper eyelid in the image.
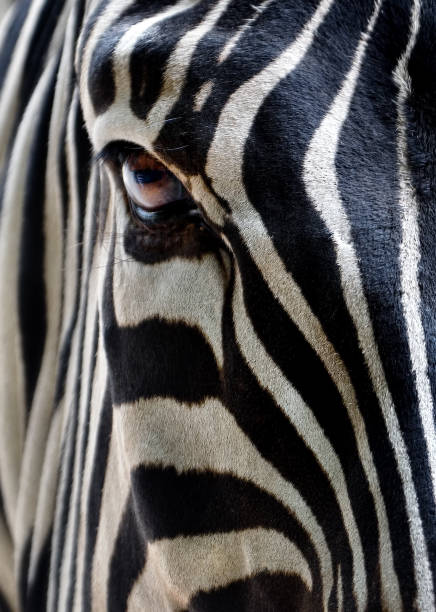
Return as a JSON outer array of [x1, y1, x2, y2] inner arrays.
[[95, 141, 147, 165]]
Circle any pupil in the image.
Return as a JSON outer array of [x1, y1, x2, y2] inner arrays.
[[134, 169, 164, 184]]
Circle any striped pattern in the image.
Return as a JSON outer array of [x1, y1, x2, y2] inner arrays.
[[0, 0, 435, 610]]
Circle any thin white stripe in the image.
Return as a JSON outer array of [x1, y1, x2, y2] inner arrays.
[[218, 0, 275, 64], [394, 1, 436, 607], [58, 96, 101, 612], [90, 0, 229, 151], [232, 269, 360, 609], [396, 0, 435, 503], [303, 0, 433, 608], [202, 0, 399, 606]]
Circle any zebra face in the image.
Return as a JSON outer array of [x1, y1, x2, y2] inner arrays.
[[73, 0, 436, 609]]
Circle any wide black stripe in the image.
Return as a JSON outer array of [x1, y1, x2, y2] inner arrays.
[[239, 0, 417, 605], [102, 245, 221, 404], [108, 465, 321, 612], [187, 571, 311, 612], [18, 531, 31, 611], [18, 54, 59, 412], [104, 316, 221, 404]]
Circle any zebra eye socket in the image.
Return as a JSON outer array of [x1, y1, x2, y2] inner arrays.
[[122, 152, 187, 217]]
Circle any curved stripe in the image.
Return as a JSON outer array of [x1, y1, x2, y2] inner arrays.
[[201, 0, 399, 607], [90, 0, 229, 151], [303, 0, 432, 609], [112, 250, 226, 368], [218, 0, 275, 64], [127, 529, 312, 610], [231, 269, 366, 610], [79, 0, 135, 126], [0, 54, 58, 540], [394, 0, 436, 531], [115, 396, 333, 609], [0, 0, 47, 170]]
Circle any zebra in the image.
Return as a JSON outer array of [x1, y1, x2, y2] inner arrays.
[[0, 0, 435, 609]]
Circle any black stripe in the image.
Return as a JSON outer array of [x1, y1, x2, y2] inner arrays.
[[81, 385, 113, 611], [0, 590, 12, 612], [102, 245, 221, 404], [221, 265, 358, 610], [187, 571, 312, 612], [25, 530, 52, 612], [108, 465, 321, 612], [337, 2, 429, 605], [48, 390, 80, 610], [64, 314, 100, 611], [18, 531, 31, 611], [155, 0, 321, 174], [224, 223, 382, 606], [54, 96, 91, 408], [404, 0, 436, 589], [87, 0, 178, 116], [0, 0, 32, 91], [18, 54, 59, 412]]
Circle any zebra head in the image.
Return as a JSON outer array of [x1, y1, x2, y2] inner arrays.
[[0, 0, 435, 610]]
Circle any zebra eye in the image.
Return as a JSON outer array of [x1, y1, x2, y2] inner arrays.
[[122, 152, 187, 219]]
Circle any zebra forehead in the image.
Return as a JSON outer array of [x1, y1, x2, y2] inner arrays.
[[78, 0, 328, 151]]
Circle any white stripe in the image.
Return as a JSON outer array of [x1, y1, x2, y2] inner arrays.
[[14, 4, 75, 569], [112, 252, 226, 368], [202, 1, 398, 607], [218, 0, 275, 64], [394, 0, 436, 607], [0, 508, 16, 609], [303, 0, 433, 609], [90, 403, 131, 610], [128, 529, 312, 610], [0, 0, 50, 170], [90, 0, 230, 151], [58, 106, 102, 610], [0, 55, 58, 542], [78, 0, 138, 127], [395, 0, 436, 523], [72, 316, 107, 612], [115, 397, 332, 608], [232, 269, 364, 608], [82, 0, 201, 139]]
